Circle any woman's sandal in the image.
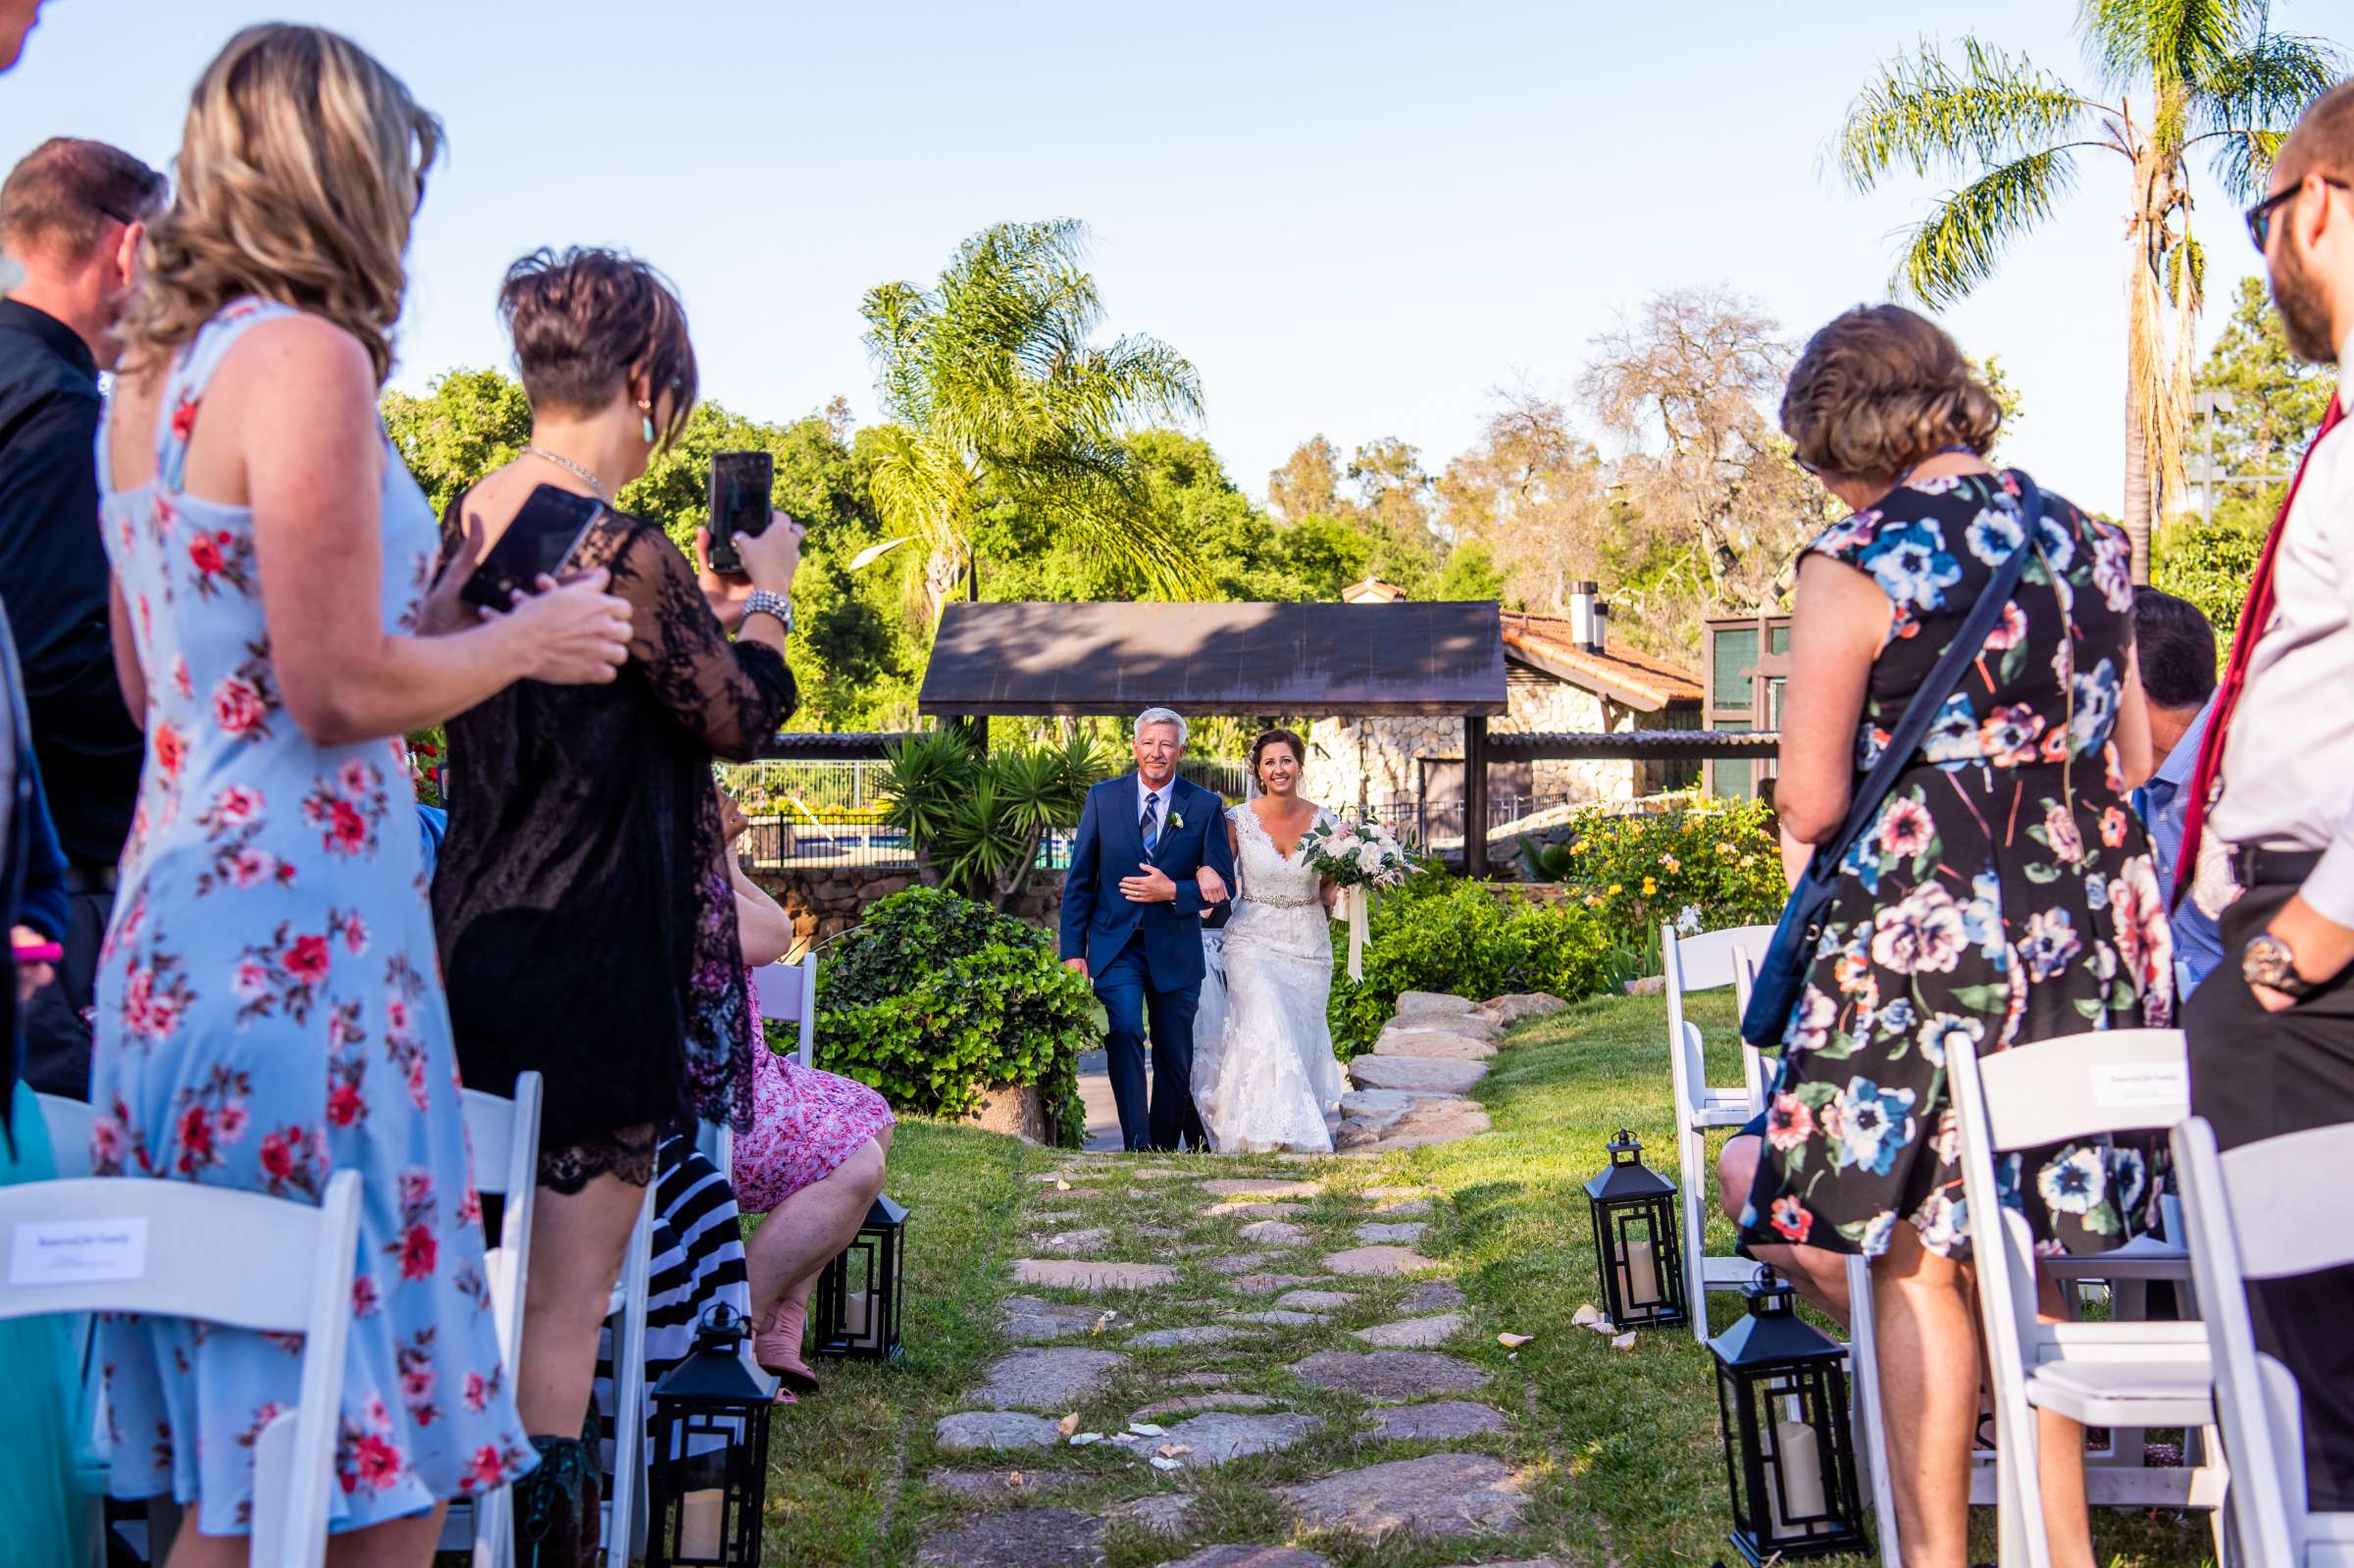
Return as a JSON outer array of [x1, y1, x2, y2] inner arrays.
[[754, 1298, 822, 1394]]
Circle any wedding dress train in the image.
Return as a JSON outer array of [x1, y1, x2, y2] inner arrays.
[[1193, 805, 1348, 1153]]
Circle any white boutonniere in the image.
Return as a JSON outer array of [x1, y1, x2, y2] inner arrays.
[[1171, 811, 1186, 831]]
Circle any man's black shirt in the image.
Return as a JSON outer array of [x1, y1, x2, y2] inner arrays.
[[0, 298, 140, 866]]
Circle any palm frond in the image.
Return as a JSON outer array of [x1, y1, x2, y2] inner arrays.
[[1838, 35, 2095, 189], [1893, 146, 2085, 306], [2080, 0, 2267, 91], [2190, 28, 2343, 200]]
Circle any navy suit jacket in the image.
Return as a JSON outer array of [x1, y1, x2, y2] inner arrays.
[[1059, 773, 1236, 989]]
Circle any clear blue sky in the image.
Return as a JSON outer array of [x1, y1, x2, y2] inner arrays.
[[11, 0, 2348, 515]]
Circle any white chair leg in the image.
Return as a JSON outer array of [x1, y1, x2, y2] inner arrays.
[[604, 1186, 655, 1568], [1847, 1255, 1904, 1568], [1679, 1126, 1713, 1348]]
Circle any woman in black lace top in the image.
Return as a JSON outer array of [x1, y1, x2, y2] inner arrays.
[[427, 247, 797, 1556]]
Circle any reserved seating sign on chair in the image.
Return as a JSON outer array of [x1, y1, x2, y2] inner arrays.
[[1661, 920, 1774, 1349]]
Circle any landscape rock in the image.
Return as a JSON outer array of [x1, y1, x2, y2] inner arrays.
[[1346, 1054, 1489, 1096], [1002, 1296, 1108, 1343], [1103, 1493, 1194, 1535], [1238, 1220, 1309, 1246], [1392, 989, 1478, 1018], [1370, 1197, 1432, 1216], [1036, 1228, 1114, 1253], [934, 1411, 1066, 1451], [1129, 1392, 1281, 1422], [1230, 1273, 1323, 1295], [1373, 1099, 1492, 1149], [1287, 1350, 1489, 1401], [1155, 1549, 1331, 1568], [1272, 1289, 1357, 1310], [1371, 1029, 1497, 1060], [1476, 991, 1567, 1026], [915, 1507, 1105, 1566], [1623, 975, 1666, 996], [1362, 1400, 1510, 1442], [1386, 1010, 1500, 1040], [929, 1467, 1081, 1496], [1353, 1221, 1428, 1244], [1200, 1179, 1321, 1199], [1362, 1186, 1427, 1199], [1332, 1120, 1381, 1151], [1129, 1325, 1251, 1349], [1203, 1252, 1276, 1274], [1160, 1410, 1323, 1467], [1170, 1371, 1237, 1388], [1277, 1452, 1526, 1540], [1353, 1312, 1467, 1348], [1321, 1245, 1441, 1277], [967, 1347, 1126, 1411], [1204, 1200, 1312, 1220], [1225, 1308, 1329, 1327], [1402, 1282, 1467, 1313], [1012, 1259, 1177, 1290]]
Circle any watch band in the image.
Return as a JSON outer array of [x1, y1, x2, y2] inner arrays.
[[742, 588, 793, 633]]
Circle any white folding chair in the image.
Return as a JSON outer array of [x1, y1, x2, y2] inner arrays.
[[603, 1182, 657, 1568], [435, 1072, 544, 1568], [1949, 1026, 2225, 1566], [752, 953, 818, 1070], [1662, 921, 1775, 1346], [0, 1170, 363, 1568], [2175, 1115, 2354, 1567]]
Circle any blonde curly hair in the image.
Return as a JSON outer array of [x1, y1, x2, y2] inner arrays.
[[1779, 305, 2001, 483], [115, 24, 441, 384]]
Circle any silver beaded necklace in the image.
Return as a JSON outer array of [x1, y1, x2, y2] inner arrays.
[[525, 445, 610, 499]]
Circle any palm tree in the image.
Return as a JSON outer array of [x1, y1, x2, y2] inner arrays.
[[861, 219, 1206, 623], [1837, 3, 2336, 580]]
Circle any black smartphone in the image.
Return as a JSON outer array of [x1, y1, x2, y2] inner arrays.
[[704, 451, 775, 576], [458, 483, 606, 612]]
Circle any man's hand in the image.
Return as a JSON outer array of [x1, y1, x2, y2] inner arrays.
[[1062, 957, 1089, 979], [1118, 863, 1178, 904], [2253, 893, 2354, 1012]]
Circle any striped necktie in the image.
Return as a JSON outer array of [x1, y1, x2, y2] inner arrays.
[[1141, 790, 1160, 853]]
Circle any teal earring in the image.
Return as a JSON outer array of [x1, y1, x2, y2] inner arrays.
[[638, 400, 655, 444]]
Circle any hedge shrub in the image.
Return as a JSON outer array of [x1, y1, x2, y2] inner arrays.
[[1525, 798, 1785, 958], [1327, 878, 1625, 1056], [801, 885, 1090, 1144]]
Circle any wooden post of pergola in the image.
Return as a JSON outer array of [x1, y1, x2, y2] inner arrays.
[[915, 599, 1510, 877]]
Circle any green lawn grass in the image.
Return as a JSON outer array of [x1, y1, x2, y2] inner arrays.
[[750, 994, 2218, 1566]]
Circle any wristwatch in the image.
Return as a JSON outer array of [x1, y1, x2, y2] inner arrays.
[[2242, 932, 2322, 1000], [742, 588, 793, 633]]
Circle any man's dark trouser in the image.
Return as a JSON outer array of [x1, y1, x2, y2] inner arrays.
[[2186, 874, 2354, 1510], [1093, 934, 1205, 1153], [24, 866, 112, 1100]]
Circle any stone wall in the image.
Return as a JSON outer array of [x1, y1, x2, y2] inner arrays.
[[747, 862, 1068, 952]]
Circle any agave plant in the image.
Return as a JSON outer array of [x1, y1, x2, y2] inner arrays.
[[881, 729, 1109, 908]]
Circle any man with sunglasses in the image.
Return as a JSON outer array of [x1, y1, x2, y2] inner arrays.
[[0, 136, 164, 1098], [2180, 76, 2354, 1514]]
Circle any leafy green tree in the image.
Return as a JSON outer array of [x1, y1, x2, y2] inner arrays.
[[1435, 539, 1506, 601], [2187, 274, 2337, 526], [1836, 6, 2338, 579], [860, 219, 1204, 625], [382, 369, 531, 520], [1267, 435, 1345, 522]]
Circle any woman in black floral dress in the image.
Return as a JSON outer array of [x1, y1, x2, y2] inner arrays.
[[1738, 307, 2167, 1568]]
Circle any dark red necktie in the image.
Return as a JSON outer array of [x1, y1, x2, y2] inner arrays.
[[2173, 392, 2346, 905]]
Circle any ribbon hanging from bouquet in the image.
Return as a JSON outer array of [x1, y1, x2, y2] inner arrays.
[[1347, 885, 1368, 982]]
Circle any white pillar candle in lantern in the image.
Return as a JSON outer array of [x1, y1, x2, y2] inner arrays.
[[844, 1287, 871, 1337], [1614, 1237, 1659, 1312], [1767, 1392, 1827, 1531], [680, 1487, 726, 1559]]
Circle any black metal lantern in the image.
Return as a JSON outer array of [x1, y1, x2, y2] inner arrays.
[[1710, 1268, 1868, 1564], [1583, 1128, 1687, 1329], [645, 1303, 776, 1568], [810, 1192, 905, 1361]]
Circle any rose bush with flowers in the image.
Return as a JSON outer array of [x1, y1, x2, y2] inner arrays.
[[404, 725, 447, 809], [1521, 798, 1786, 957]]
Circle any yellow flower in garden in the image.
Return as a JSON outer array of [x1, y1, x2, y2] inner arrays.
[[1584, 893, 1602, 906], [1716, 841, 1735, 855], [1662, 854, 1680, 873], [1608, 883, 1622, 895], [1571, 839, 1588, 855], [1642, 877, 1657, 895], [1739, 853, 1756, 867]]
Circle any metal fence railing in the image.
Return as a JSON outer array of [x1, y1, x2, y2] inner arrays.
[[1368, 794, 1581, 854]]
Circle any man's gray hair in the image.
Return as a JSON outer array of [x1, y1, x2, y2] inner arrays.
[[1136, 707, 1188, 745]]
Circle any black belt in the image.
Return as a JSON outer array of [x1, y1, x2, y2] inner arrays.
[[2231, 845, 2324, 888], [63, 862, 117, 896]]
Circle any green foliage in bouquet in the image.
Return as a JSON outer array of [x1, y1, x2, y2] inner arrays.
[[808, 885, 1091, 1144], [879, 728, 1110, 911], [1327, 877, 1623, 1056]]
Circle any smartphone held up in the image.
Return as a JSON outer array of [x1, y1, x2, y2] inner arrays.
[[705, 450, 775, 577], [459, 484, 607, 612]]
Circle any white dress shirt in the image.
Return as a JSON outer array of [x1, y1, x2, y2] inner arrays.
[[2211, 334, 2354, 926]]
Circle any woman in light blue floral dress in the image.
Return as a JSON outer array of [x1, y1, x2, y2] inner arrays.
[[86, 25, 633, 1553]]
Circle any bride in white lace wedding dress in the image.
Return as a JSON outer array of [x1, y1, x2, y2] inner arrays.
[[1192, 730, 1349, 1153]]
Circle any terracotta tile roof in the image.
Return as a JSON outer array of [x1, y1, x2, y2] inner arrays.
[[1499, 612, 1704, 710]]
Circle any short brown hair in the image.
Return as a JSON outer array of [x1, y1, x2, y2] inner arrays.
[[2277, 77, 2354, 189], [0, 136, 166, 262], [1249, 727, 1306, 784], [498, 247, 698, 449], [1780, 305, 2002, 482]]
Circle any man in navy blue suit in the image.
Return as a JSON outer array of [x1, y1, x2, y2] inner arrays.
[[1060, 708, 1237, 1151]]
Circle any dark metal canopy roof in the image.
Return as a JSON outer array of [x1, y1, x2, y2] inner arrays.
[[917, 600, 1509, 719], [1488, 730, 1780, 761]]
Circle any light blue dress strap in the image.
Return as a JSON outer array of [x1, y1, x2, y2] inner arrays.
[[151, 296, 298, 493]]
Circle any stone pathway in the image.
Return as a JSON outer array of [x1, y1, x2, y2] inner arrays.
[[913, 988, 1573, 1567]]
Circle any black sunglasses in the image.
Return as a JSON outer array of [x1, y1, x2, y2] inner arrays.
[[2247, 176, 2351, 254]]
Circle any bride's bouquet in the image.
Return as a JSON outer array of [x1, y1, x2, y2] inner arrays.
[[1298, 814, 1415, 980], [1298, 815, 1415, 890]]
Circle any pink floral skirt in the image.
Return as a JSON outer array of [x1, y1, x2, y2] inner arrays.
[[732, 974, 894, 1214]]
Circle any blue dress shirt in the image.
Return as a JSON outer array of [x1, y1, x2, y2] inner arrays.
[[2133, 698, 2225, 998]]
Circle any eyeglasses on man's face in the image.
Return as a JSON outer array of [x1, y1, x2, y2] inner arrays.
[[2246, 176, 2352, 255]]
